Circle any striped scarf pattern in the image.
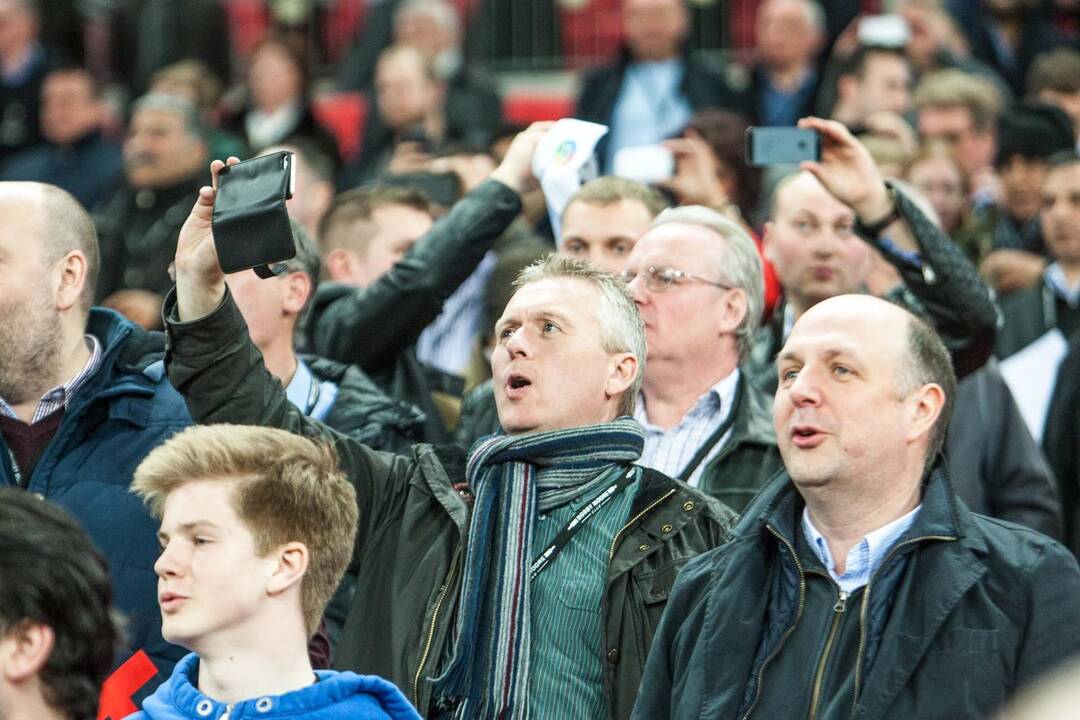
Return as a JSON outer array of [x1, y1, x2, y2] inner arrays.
[[434, 417, 644, 719]]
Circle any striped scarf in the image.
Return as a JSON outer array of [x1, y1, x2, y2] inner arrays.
[[434, 417, 644, 719]]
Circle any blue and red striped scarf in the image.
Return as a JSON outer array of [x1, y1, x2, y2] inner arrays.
[[434, 417, 644, 719]]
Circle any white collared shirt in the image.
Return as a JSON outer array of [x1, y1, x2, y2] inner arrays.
[[802, 505, 922, 593], [1045, 262, 1080, 308], [0, 336, 103, 424], [635, 369, 740, 488]]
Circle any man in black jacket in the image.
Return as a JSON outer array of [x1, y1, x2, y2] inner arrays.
[[309, 123, 550, 442], [634, 294, 1080, 720], [574, 0, 741, 172], [746, 117, 1060, 538]]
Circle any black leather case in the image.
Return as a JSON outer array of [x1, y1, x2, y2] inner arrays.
[[212, 151, 296, 277]]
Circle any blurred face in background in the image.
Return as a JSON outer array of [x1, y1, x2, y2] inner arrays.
[[559, 199, 654, 274], [906, 154, 967, 233], [764, 173, 870, 314], [622, 0, 688, 62], [41, 70, 103, 145], [123, 108, 206, 189], [756, 0, 822, 71], [1041, 162, 1080, 266], [248, 41, 304, 114], [999, 155, 1050, 222], [375, 47, 440, 132]]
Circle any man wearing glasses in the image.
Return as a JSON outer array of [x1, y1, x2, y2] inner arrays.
[[621, 208, 783, 511]]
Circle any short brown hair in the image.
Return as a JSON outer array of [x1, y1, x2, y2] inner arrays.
[[317, 185, 434, 257], [132, 425, 358, 636], [563, 176, 669, 221], [898, 313, 956, 475], [1028, 48, 1080, 96], [913, 69, 1003, 132]]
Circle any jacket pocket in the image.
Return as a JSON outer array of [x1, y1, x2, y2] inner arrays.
[[557, 576, 603, 614]]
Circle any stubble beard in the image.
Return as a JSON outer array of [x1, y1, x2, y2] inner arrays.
[[0, 293, 65, 407]]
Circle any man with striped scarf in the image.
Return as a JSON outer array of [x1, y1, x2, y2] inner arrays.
[[164, 132, 738, 719]]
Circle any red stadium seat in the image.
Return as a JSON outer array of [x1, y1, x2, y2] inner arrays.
[[312, 92, 368, 162], [503, 92, 574, 124]]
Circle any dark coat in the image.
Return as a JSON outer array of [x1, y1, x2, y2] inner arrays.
[[93, 176, 205, 301], [0, 130, 123, 210], [574, 48, 744, 172], [0, 309, 191, 688], [306, 179, 521, 443], [632, 465, 1080, 719], [1043, 331, 1080, 555], [163, 288, 737, 720], [222, 102, 342, 169], [995, 276, 1080, 360]]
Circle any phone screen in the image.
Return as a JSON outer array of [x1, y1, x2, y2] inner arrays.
[[745, 127, 821, 167]]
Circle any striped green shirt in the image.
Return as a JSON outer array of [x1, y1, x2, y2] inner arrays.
[[528, 472, 640, 718]]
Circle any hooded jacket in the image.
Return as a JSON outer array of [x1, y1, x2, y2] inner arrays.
[[128, 653, 422, 720]]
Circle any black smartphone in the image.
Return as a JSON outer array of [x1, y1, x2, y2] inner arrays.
[[213, 151, 296, 277], [381, 171, 462, 207], [745, 127, 821, 167]]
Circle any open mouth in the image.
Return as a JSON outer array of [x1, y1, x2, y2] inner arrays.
[[505, 373, 532, 397], [791, 425, 826, 448]]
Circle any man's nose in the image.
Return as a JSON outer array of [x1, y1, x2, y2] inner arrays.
[[786, 367, 823, 407], [153, 543, 182, 580], [504, 327, 532, 358]]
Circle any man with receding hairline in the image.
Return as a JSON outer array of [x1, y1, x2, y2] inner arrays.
[[0, 181, 192, 704], [635, 293, 1080, 719]]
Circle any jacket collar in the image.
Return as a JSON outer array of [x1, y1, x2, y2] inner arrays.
[[726, 371, 776, 450], [737, 458, 981, 555]]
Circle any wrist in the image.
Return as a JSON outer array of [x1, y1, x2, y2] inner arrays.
[[853, 183, 894, 224], [175, 273, 226, 322], [488, 165, 525, 195]]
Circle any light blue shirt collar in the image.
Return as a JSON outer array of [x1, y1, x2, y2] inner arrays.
[[802, 504, 922, 593]]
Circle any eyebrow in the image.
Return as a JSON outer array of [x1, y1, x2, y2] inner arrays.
[[157, 520, 220, 540], [777, 346, 862, 364], [496, 308, 576, 333]]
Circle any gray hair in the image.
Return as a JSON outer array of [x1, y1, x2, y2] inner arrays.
[[649, 205, 765, 363], [514, 255, 646, 417], [395, 0, 460, 36], [131, 93, 209, 143]]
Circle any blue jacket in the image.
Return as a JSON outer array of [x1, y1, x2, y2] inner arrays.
[[0, 308, 191, 689], [127, 653, 422, 720]]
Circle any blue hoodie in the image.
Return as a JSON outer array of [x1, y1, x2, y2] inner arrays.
[[125, 654, 422, 720]]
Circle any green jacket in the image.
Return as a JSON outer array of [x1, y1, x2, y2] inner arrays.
[[163, 289, 737, 719], [693, 376, 783, 514]]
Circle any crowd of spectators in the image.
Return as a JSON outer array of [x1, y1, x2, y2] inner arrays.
[[3, 0, 1080, 717]]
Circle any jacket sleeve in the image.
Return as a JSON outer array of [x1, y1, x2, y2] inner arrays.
[[308, 179, 522, 372], [162, 287, 419, 545], [631, 552, 714, 720], [873, 183, 998, 379], [1016, 539, 1080, 685], [982, 366, 1063, 539]]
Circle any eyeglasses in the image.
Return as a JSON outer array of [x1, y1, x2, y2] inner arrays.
[[619, 265, 731, 293]]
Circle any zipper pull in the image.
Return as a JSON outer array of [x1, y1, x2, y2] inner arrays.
[[833, 589, 848, 613]]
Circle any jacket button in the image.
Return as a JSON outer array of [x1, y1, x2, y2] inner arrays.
[[661, 523, 673, 533], [638, 544, 650, 552], [683, 501, 695, 512], [650, 587, 664, 597], [607, 649, 619, 664]]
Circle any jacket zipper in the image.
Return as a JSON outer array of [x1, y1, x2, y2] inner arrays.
[[221, 706, 233, 720], [807, 586, 848, 720], [739, 525, 807, 720], [413, 553, 461, 708], [608, 488, 676, 561], [849, 534, 956, 719]]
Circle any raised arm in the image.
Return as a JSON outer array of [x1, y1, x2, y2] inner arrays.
[[307, 122, 552, 372], [798, 117, 998, 378]]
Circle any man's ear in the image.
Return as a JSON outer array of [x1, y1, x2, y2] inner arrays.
[[54, 250, 88, 313], [906, 382, 945, 446], [266, 542, 309, 597], [717, 287, 749, 336], [605, 352, 638, 402], [0, 622, 55, 683], [324, 249, 354, 283], [282, 272, 312, 316]]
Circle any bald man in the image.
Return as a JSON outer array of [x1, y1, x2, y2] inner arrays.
[[634, 294, 1080, 719], [0, 182, 191, 701]]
